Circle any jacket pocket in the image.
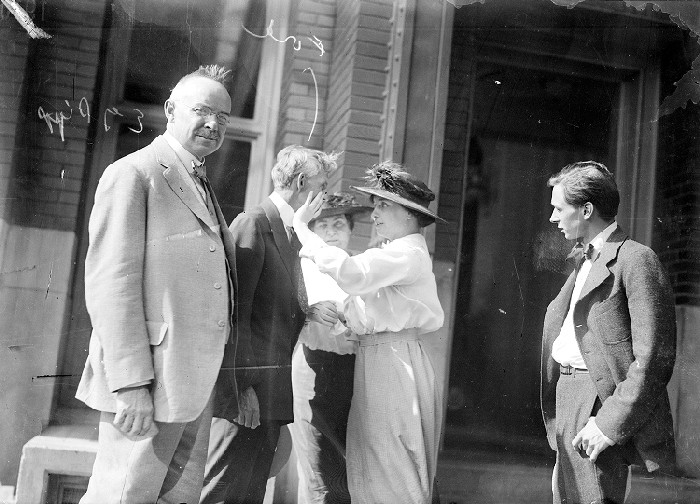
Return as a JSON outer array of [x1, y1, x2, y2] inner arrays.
[[591, 293, 631, 344], [146, 321, 168, 346]]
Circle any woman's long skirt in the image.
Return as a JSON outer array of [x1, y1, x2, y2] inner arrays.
[[346, 330, 443, 504]]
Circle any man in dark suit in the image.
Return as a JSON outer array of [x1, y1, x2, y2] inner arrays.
[[201, 145, 339, 504], [77, 65, 239, 503], [541, 161, 676, 503]]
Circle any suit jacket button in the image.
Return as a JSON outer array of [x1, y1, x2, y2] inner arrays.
[[214, 282, 222, 289], [217, 320, 225, 327], [210, 244, 216, 252]]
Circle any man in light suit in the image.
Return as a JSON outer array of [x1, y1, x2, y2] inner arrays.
[[541, 161, 676, 503], [201, 145, 339, 504], [77, 65, 239, 504]]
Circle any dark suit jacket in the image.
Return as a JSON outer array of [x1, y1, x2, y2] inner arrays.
[[218, 196, 306, 423], [541, 227, 676, 473]]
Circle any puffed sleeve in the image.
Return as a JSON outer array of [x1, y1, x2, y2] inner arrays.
[[298, 236, 421, 296]]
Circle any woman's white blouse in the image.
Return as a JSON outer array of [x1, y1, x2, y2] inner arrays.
[[296, 224, 444, 336], [298, 257, 357, 354]]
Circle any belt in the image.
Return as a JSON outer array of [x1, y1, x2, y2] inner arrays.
[[358, 328, 420, 347], [560, 364, 589, 376]]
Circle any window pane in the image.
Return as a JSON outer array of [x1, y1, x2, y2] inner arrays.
[[207, 139, 251, 224], [123, 0, 266, 119], [115, 128, 250, 225]]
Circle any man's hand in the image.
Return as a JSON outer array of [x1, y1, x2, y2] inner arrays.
[[114, 385, 158, 438], [572, 417, 615, 463], [306, 300, 339, 327], [235, 386, 260, 429]]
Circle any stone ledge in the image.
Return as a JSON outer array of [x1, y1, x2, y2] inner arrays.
[[437, 449, 700, 504], [0, 485, 15, 504], [15, 425, 97, 504]]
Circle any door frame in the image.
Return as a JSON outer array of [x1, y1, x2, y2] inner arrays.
[[385, 1, 668, 449]]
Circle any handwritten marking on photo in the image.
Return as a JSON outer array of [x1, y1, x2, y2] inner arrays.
[[303, 67, 319, 142], [243, 19, 324, 57], [38, 97, 143, 140]]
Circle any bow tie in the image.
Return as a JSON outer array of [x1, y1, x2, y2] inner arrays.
[[566, 242, 594, 270], [191, 160, 207, 179]]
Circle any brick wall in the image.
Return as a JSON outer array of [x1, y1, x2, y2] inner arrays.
[[655, 33, 700, 307], [656, 104, 700, 306], [279, 0, 392, 244], [435, 34, 471, 262], [7, 0, 107, 232], [0, 13, 29, 220], [333, 0, 391, 193], [276, 0, 336, 152]]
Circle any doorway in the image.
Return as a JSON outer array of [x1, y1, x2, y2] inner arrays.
[[439, 0, 669, 452]]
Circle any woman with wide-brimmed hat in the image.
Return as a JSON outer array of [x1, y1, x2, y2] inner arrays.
[[293, 161, 445, 504], [289, 192, 371, 504]]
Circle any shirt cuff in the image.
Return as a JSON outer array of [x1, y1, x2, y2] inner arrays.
[[118, 379, 152, 391], [592, 417, 616, 446]]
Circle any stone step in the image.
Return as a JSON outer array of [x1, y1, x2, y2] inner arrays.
[[436, 449, 700, 504]]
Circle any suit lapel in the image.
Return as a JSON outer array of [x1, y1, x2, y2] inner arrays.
[[261, 198, 296, 281], [154, 136, 218, 231], [578, 227, 627, 301]]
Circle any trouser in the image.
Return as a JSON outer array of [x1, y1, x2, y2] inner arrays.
[[80, 393, 213, 504], [553, 370, 632, 504], [200, 418, 282, 504]]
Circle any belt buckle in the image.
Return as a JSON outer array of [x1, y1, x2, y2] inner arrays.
[[560, 365, 573, 375]]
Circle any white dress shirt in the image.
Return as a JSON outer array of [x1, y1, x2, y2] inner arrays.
[[162, 132, 208, 207], [269, 191, 295, 236], [552, 221, 618, 368]]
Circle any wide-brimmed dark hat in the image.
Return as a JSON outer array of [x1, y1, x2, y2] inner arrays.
[[311, 192, 372, 222], [352, 162, 447, 224]]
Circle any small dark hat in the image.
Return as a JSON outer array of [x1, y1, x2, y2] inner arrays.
[[311, 192, 372, 222], [352, 161, 446, 223]]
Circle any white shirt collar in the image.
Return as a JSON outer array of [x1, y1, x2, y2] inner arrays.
[[269, 191, 295, 228], [163, 132, 203, 172], [586, 221, 617, 260]]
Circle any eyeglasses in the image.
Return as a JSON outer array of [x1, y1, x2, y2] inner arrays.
[[180, 103, 230, 126]]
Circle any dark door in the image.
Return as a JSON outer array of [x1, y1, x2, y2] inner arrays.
[[440, 0, 670, 452]]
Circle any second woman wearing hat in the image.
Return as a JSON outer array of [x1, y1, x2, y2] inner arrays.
[[293, 162, 445, 504], [289, 193, 370, 504]]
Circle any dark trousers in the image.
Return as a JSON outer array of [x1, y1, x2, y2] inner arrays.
[[200, 418, 282, 504], [554, 371, 632, 504]]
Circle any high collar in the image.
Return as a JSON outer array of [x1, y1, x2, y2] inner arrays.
[[269, 191, 295, 229], [585, 221, 617, 262], [163, 132, 203, 174]]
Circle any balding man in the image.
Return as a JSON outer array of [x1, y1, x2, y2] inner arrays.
[[76, 65, 239, 504]]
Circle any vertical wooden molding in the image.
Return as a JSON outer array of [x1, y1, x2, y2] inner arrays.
[[378, 0, 414, 163], [244, 0, 291, 209]]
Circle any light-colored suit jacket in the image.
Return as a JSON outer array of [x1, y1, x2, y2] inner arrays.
[[76, 135, 239, 423], [541, 227, 676, 473]]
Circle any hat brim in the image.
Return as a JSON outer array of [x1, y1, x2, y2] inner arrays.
[[352, 186, 447, 224], [311, 205, 372, 221]]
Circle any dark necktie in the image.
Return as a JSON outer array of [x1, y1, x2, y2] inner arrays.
[[566, 242, 594, 272], [288, 227, 309, 314]]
